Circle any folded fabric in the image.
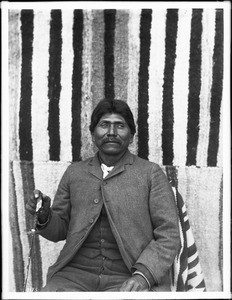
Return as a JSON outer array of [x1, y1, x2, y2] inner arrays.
[[166, 166, 206, 292]]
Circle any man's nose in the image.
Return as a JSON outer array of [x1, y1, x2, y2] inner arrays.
[[107, 124, 117, 136]]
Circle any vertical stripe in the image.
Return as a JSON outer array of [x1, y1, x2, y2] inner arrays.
[[91, 10, 105, 106], [31, 10, 50, 162], [104, 9, 116, 99], [216, 102, 223, 167], [137, 9, 152, 160], [148, 9, 166, 165], [114, 10, 129, 100], [9, 162, 25, 291], [8, 232, 16, 292], [162, 9, 178, 165], [207, 9, 223, 167], [196, 9, 216, 167], [48, 10, 62, 161], [81, 10, 95, 160], [127, 9, 141, 155], [172, 9, 192, 166], [20, 162, 43, 291], [12, 161, 30, 287], [19, 10, 33, 161], [218, 176, 223, 290], [186, 9, 203, 166], [59, 10, 73, 162], [71, 10, 83, 162], [9, 10, 21, 161], [167, 166, 189, 291]]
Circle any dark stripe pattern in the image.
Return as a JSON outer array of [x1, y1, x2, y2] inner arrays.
[[19, 10, 34, 161], [48, 10, 62, 161], [186, 9, 203, 166], [137, 9, 152, 160], [16, 9, 224, 166], [166, 166, 187, 291], [162, 9, 179, 165], [20, 162, 43, 291], [104, 9, 116, 99], [9, 162, 25, 291], [175, 187, 188, 291], [71, 10, 83, 162], [207, 9, 224, 167]]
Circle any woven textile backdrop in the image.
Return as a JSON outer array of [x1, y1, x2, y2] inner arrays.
[[8, 8, 224, 292]]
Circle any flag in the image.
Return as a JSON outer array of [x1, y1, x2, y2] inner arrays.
[[166, 166, 206, 292]]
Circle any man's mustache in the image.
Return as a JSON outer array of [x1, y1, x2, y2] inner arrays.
[[103, 138, 121, 144]]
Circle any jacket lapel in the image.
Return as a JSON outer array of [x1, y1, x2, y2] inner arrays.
[[104, 150, 134, 180], [87, 154, 103, 180], [87, 150, 135, 181]]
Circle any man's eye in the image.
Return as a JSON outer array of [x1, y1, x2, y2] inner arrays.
[[98, 122, 125, 129], [99, 122, 108, 128]]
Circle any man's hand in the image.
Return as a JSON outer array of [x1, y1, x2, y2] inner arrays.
[[26, 189, 51, 224], [119, 274, 149, 291]]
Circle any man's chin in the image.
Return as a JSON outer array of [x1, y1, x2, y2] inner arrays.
[[102, 143, 121, 151], [100, 146, 124, 155]]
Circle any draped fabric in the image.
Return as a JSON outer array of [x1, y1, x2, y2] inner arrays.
[[7, 7, 225, 292], [166, 167, 206, 292], [9, 8, 223, 166]]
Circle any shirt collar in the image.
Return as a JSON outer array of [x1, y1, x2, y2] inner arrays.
[[101, 164, 114, 178]]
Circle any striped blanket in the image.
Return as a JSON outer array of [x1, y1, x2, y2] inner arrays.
[[8, 8, 223, 166], [6, 5, 225, 293]]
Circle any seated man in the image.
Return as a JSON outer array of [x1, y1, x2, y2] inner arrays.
[[26, 99, 181, 292]]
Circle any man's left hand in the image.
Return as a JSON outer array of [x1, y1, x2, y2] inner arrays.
[[119, 274, 149, 291]]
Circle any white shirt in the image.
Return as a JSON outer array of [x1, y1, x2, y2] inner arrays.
[[101, 163, 114, 179]]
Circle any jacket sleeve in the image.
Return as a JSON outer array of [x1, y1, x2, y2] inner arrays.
[[37, 167, 71, 242], [134, 165, 181, 285]]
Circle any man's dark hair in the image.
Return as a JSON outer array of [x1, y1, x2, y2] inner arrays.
[[89, 99, 136, 135]]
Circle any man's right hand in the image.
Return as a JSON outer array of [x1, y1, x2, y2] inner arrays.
[[26, 189, 51, 224]]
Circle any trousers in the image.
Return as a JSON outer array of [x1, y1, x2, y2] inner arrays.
[[41, 254, 131, 292]]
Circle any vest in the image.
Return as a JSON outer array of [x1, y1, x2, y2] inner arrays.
[[68, 164, 130, 275], [68, 205, 130, 276]]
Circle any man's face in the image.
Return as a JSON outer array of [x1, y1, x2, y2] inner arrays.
[[92, 113, 134, 157]]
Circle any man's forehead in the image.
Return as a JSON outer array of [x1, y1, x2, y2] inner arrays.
[[99, 113, 126, 123]]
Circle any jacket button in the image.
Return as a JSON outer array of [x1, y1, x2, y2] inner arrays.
[[89, 218, 94, 224], [94, 199, 99, 204]]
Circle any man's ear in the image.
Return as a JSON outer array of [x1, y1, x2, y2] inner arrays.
[[129, 134, 134, 144]]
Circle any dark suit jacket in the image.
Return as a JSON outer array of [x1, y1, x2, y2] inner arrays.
[[39, 150, 181, 290]]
